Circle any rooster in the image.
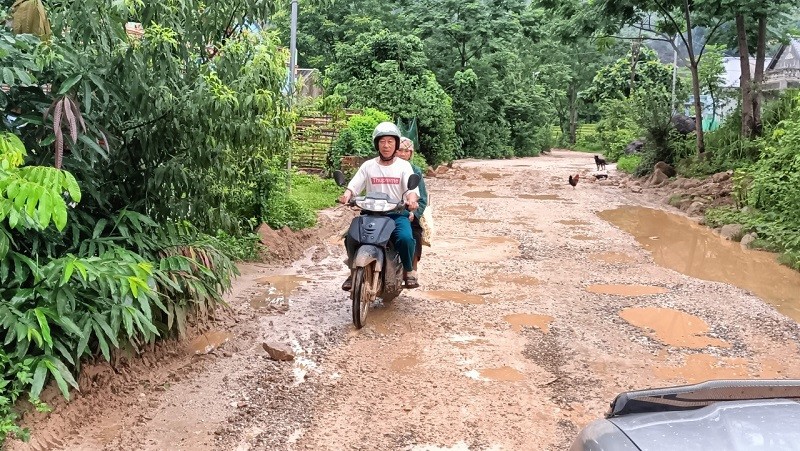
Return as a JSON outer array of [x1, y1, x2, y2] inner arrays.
[[568, 174, 580, 189]]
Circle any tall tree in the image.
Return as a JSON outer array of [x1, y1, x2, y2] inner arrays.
[[529, 1, 627, 144], [594, 0, 729, 155], [327, 30, 458, 164], [720, 0, 797, 137]]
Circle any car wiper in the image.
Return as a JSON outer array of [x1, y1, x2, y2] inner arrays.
[[608, 379, 800, 417]]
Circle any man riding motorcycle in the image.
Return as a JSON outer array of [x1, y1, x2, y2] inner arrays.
[[339, 122, 421, 289]]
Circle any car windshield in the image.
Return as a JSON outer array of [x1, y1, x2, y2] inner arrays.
[[609, 379, 800, 417]]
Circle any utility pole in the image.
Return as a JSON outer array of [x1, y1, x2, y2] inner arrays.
[[287, 0, 298, 190]]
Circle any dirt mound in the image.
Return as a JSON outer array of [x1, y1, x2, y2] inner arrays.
[[257, 208, 356, 262]]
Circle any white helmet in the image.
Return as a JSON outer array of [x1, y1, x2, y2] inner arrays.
[[372, 121, 402, 153]]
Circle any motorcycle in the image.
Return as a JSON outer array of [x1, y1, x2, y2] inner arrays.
[[333, 170, 421, 329]]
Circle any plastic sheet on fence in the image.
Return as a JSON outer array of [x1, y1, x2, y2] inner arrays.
[[396, 117, 419, 151]]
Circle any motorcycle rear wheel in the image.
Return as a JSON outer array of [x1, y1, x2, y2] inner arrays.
[[351, 265, 374, 329]]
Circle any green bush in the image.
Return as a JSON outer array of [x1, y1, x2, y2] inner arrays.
[[1, 134, 239, 442], [616, 154, 641, 173], [214, 231, 264, 261], [703, 91, 800, 270], [411, 152, 429, 172], [595, 98, 640, 162], [327, 31, 457, 165], [327, 108, 390, 172], [256, 165, 342, 232]]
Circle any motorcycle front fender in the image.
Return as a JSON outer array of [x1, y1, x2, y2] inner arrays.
[[352, 245, 384, 272]]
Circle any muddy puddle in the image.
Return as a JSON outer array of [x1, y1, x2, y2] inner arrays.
[[496, 274, 540, 286], [654, 354, 748, 383], [480, 173, 503, 181], [599, 206, 800, 322], [422, 291, 485, 305], [520, 194, 563, 201], [464, 190, 504, 199], [463, 218, 501, 224], [467, 367, 525, 382], [557, 219, 590, 226], [504, 314, 552, 333], [586, 284, 668, 296], [620, 307, 729, 348], [188, 330, 232, 355], [431, 236, 519, 262], [250, 275, 308, 309], [442, 205, 477, 215], [390, 356, 419, 373]]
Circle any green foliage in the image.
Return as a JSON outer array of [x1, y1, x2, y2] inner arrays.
[[255, 163, 339, 232], [698, 44, 728, 123], [627, 84, 692, 176], [583, 48, 676, 103], [1, 0, 289, 435], [410, 152, 429, 172], [289, 172, 341, 212], [594, 99, 640, 162], [328, 108, 390, 171], [616, 154, 642, 173], [327, 30, 457, 165], [702, 92, 800, 269], [213, 231, 263, 262]]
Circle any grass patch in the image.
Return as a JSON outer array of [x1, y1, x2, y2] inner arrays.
[[705, 206, 800, 271], [290, 171, 341, 212], [668, 194, 684, 207], [616, 154, 641, 174]]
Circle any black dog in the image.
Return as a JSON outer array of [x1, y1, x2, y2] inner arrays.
[[594, 155, 606, 171]]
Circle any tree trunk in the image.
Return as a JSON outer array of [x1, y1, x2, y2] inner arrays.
[[689, 62, 705, 154], [568, 85, 578, 145], [629, 40, 641, 95], [683, 1, 704, 154], [752, 14, 767, 135], [736, 13, 755, 138]]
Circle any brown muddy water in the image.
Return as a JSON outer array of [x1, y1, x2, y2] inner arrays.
[[520, 194, 563, 201], [464, 191, 503, 199], [422, 291, 485, 305], [188, 330, 232, 355], [250, 275, 308, 309], [599, 206, 800, 322], [620, 307, 729, 349], [504, 313, 553, 333], [586, 284, 669, 296]]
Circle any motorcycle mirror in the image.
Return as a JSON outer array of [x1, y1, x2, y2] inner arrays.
[[333, 170, 347, 187], [407, 173, 420, 190]]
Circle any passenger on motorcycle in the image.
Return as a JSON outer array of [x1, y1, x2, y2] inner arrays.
[[339, 122, 421, 289], [396, 137, 428, 271]]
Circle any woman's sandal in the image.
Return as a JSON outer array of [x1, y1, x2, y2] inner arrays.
[[404, 275, 419, 289]]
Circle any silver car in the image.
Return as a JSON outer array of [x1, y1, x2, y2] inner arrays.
[[571, 379, 800, 450]]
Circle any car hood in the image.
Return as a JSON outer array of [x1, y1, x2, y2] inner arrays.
[[609, 399, 800, 450]]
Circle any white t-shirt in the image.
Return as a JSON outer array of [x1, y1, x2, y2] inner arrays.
[[347, 157, 420, 201]]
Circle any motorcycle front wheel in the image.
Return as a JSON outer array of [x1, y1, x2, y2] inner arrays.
[[351, 265, 375, 329]]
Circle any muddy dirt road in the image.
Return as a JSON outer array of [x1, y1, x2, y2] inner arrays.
[[12, 150, 800, 451]]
